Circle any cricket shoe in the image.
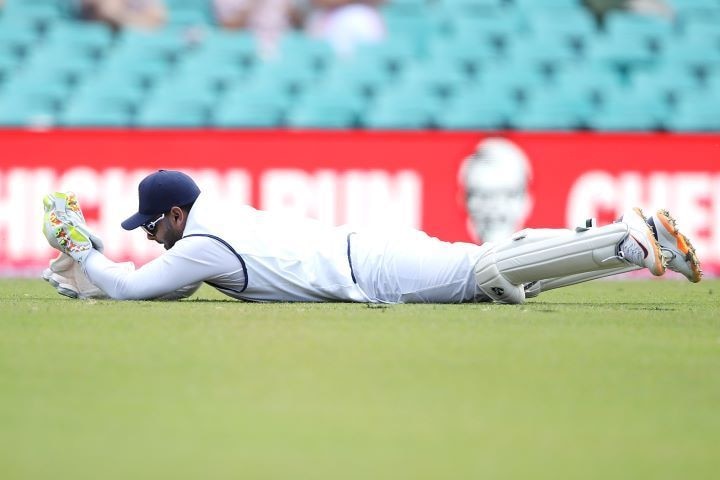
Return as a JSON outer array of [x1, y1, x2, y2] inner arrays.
[[618, 207, 666, 276], [647, 209, 702, 283]]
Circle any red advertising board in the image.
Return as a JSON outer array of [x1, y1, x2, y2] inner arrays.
[[1, 129, 718, 276]]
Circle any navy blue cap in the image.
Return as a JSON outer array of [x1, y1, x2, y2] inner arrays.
[[121, 170, 201, 230]]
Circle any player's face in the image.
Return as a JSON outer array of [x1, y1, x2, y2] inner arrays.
[[144, 211, 183, 250], [464, 162, 529, 243]]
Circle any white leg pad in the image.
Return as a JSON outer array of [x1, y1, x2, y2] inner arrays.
[[474, 251, 527, 304], [525, 265, 640, 298], [475, 223, 632, 303]]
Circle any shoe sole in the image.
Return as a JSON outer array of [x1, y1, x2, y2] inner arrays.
[[656, 209, 703, 283], [633, 207, 666, 276]]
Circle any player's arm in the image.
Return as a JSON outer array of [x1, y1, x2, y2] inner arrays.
[[83, 236, 241, 300]]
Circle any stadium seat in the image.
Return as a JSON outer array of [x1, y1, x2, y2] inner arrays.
[[223, 80, 294, 110], [553, 63, 624, 93], [629, 66, 702, 104], [214, 80, 295, 127], [99, 54, 172, 90], [165, 0, 213, 27], [0, 55, 19, 85], [430, 0, 506, 39], [604, 12, 674, 49], [586, 91, 669, 131], [382, 10, 434, 46], [436, 0, 504, 13], [74, 74, 147, 106], [364, 85, 444, 129], [480, 61, 550, 101], [213, 101, 285, 128], [249, 57, 324, 95], [151, 77, 219, 106], [707, 72, 720, 93], [175, 55, 248, 93], [322, 58, 396, 96], [660, 37, 720, 72], [0, 93, 62, 126], [1, 72, 71, 103], [506, 33, 579, 73], [383, 0, 430, 11], [673, 0, 720, 15], [136, 96, 210, 127], [435, 87, 518, 129], [278, 34, 334, 70], [525, 9, 596, 47], [114, 29, 189, 64], [512, 0, 584, 11], [353, 36, 422, 73], [449, 14, 527, 49], [170, 0, 216, 27], [513, 88, 592, 130], [45, 21, 115, 57], [585, 34, 657, 72], [0, 21, 42, 59], [678, 11, 720, 43], [60, 97, 134, 127], [1, 0, 68, 27], [286, 90, 364, 129], [23, 45, 99, 85], [193, 30, 257, 66], [427, 35, 503, 73], [0, 52, 22, 83], [398, 60, 472, 98], [665, 93, 720, 131]]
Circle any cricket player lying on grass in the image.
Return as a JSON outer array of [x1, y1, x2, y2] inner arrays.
[[42, 170, 702, 304]]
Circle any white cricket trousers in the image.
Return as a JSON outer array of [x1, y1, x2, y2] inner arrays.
[[349, 229, 491, 303]]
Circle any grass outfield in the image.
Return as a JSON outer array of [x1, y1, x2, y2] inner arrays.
[[1, 279, 719, 480]]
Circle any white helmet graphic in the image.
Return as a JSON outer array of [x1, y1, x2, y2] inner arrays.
[[459, 137, 533, 243]]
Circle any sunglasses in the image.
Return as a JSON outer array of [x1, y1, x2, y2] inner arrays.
[[140, 213, 165, 235]]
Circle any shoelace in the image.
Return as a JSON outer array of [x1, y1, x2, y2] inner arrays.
[[617, 237, 646, 266]]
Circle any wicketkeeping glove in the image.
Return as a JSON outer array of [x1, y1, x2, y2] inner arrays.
[[42, 252, 109, 299], [42, 192, 103, 262]]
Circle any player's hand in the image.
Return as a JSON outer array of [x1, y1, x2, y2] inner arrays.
[[42, 268, 81, 299], [42, 252, 109, 299]]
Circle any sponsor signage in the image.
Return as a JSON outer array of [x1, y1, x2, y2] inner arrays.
[[1, 130, 718, 276]]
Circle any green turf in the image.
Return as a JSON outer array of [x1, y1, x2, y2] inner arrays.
[[1, 279, 719, 480]]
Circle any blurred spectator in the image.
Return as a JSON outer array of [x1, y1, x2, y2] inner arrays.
[[584, 0, 674, 22], [213, 0, 385, 58], [79, 0, 167, 30], [213, 0, 304, 57], [305, 0, 386, 57]]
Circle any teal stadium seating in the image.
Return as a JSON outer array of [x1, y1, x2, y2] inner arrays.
[[1, 0, 67, 28], [665, 91, 720, 132], [60, 76, 144, 127], [322, 58, 395, 96], [1, 0, 720, 130], [436, 84, 518, 129], [586, 88, 671, 131], [513, 87, 593, 130], [165, 0, 213, 27], [0, 73, 69, 125], [364, 83, 444, 129], [287, 85, 366, 128], [213, 80, 294, 128]]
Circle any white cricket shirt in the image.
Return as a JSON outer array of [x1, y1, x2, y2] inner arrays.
[[83, 194, 369, 302]]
